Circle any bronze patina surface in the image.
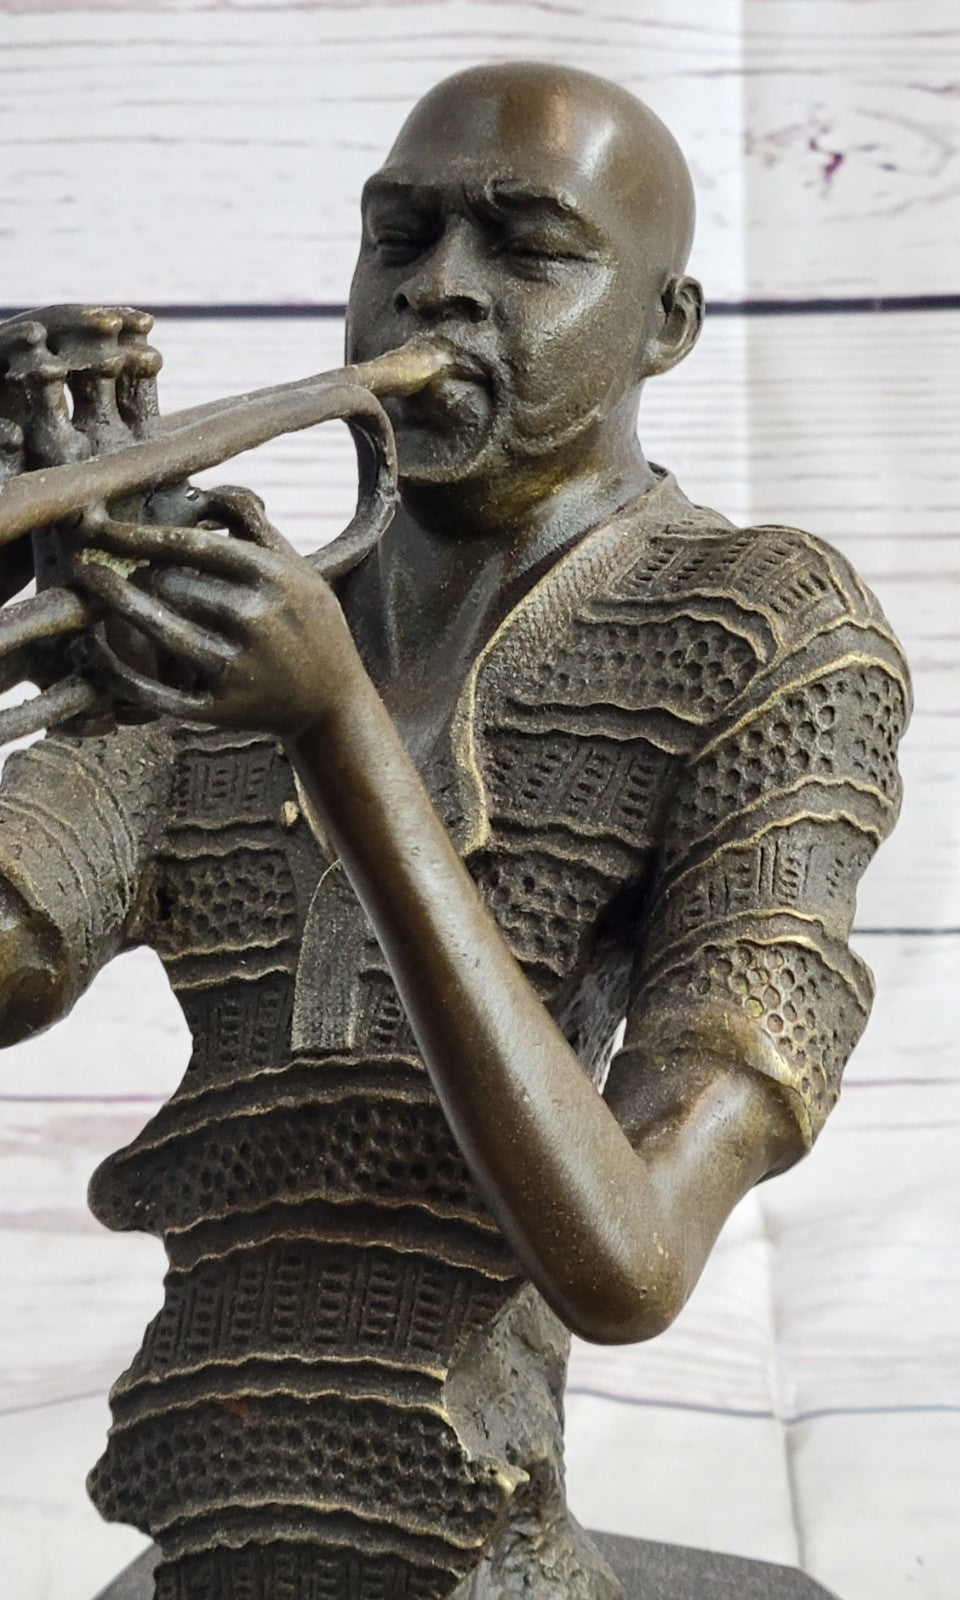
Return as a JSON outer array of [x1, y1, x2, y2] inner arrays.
[[96, 1531, 841, 1600], [0, 63, 907, 1600]]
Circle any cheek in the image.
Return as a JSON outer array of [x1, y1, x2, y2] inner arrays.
[[504, 271, 632, 406]]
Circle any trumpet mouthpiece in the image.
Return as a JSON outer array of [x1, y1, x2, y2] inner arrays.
[[348, 341, 455, 399]]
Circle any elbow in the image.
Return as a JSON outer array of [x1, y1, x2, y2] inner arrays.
[[558, 1257, 690, 1347]]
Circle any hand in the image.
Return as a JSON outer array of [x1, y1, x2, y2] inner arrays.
[[71, 491, 365, 736]]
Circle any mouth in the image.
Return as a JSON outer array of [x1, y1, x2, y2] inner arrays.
[[419, 337, 492, 388], [375, 337, 497, 444], [389, 335, 497, 397], [349, 334, 497, 405]]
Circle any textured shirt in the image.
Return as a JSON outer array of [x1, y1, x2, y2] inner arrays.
[[0, 471, 910, 1600]]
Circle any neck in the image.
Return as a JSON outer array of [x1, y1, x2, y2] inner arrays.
[[350, 415, 658, 680]]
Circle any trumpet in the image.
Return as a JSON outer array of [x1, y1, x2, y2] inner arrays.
[[0, 328, 453, 745], [0, 339, 451, 546]]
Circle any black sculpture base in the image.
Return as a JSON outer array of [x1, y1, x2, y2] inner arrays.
[[94, 1534, 838, 1599]]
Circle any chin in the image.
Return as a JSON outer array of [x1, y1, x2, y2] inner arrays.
[[392, 421, 499, 489], [387, 383, 497, 485], [394, 435, 489, 486]]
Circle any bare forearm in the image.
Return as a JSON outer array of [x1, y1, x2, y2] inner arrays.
[[291, 678, 786, 1340]]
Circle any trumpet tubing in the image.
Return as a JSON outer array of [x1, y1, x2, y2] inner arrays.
[[0, 335, 452, 747], [0, 340, 450, 546]]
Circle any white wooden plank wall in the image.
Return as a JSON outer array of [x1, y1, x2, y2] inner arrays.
[[3, 0, 960, 305], [0, 5, 957, 1600]]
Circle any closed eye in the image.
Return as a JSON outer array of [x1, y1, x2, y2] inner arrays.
[[504, 244, 555, 258], [496, 239, 591, 277], [373, 232, 433, 262]]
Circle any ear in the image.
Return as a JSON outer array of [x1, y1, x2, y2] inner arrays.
[[641, 274, 704, 378]]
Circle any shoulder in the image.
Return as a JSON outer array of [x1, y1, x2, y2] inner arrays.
[[476, 481, 910, 768], [601, 485, 910, 718], [611, 486, 887, 644]]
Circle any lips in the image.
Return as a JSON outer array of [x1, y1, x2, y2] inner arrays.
[[434, 345, 490, 385], [383, 338, 493, 432], [392, 375, 489, 428], [391, 334, 493, 389]]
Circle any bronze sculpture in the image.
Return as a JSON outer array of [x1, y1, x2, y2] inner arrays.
[[0, 62, 908, 1600]]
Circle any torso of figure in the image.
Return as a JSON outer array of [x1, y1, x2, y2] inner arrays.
[[336, 507, 555, 769], [83, 505, 660, 1600], [0, 471, 903, 1600]]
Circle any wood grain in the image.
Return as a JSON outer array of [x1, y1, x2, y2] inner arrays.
[[2, 1, 959, 304]]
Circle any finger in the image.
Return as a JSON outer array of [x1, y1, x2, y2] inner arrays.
[[0, 586, 89, 691], [86, 634, 216, 721], [144, 566, 260, 636], [0, 675, 99, 746], [72, 558, 238, 674], [82, 513, 281, 584], [201, 485, 298, 560]]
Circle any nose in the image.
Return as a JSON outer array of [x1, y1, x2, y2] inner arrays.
[[393, 224, 491, 324]]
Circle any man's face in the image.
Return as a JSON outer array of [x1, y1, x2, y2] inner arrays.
[[346, 86, 669, 490]]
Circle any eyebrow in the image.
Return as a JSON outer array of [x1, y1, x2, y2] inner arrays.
[[361, 174, 603, 246], [361, 176, 434, 209], [485, 180, 580, 220], [479, 183, 605, 253]]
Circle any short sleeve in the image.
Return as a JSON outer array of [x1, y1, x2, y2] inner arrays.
[[611, 583, 911, 1149], [0, 718, 174, 1011]]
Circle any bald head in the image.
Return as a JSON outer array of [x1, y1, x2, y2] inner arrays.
[[348, 62, 702, 496], [385, 62, 696, 283]]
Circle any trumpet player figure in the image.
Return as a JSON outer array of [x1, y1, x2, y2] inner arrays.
[[0, 62, 908, 1600]]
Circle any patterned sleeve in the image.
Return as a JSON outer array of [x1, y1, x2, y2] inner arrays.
[[0, 718, 174, 1013], [609, 530, 911, 1150]]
